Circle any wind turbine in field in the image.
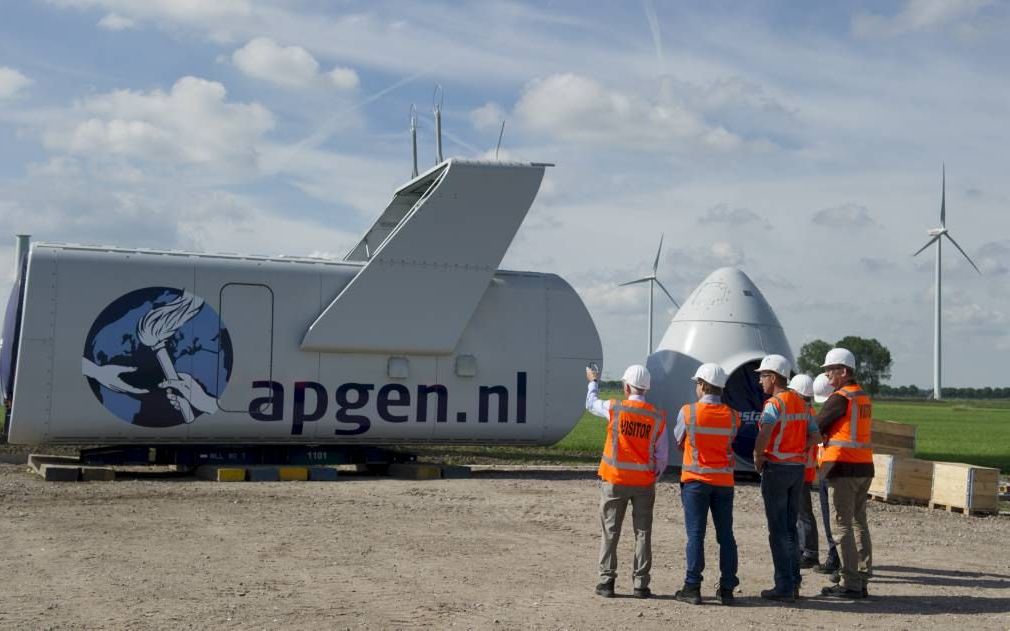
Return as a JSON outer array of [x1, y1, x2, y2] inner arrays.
[[912, 165, 981, 401], [619, 234, 680, 355]]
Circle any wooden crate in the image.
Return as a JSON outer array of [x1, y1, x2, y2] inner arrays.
[[871, 419, 917, 458], [869, 454, 933, 504], [929, 462, 1000, 516]]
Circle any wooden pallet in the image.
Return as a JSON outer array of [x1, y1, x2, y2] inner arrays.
[[869, 494, 926, 507], [928, 501, 996, 517]]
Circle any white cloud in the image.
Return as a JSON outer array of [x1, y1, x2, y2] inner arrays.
[[514, 73, 795, 153], [515, 73, 742, 152], [854, 0, 994, 37], [469, 102, 506, 131], [327, 66, 359, 90], [97, 12, 135, 30], [232, 37, 319, 87], [0, 67, 32, 100], [811, 203, 878, 228], [232, 37, 358, 90], [698, 203, 771, 229], [42, 76, 274, 170]]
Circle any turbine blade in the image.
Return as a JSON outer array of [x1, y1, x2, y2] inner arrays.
[[940, 163, 946, 227], [912, 235, 940, 257], [618, 276, 653, 287], [944, 232, 982, 274], [655, 279, 680, 308], [652, 233, 664, 274]]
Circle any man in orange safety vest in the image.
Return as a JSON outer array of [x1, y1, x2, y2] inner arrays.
[[816, 348, 874, 599], [753, 355, 821, 603], [586, 363, 668, 599]]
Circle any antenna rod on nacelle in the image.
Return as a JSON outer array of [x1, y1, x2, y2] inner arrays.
[[410, 104, 418, 178], [433, 84, 444, 164], [496, 120, 506, 160]]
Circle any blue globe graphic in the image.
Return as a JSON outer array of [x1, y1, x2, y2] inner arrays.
[[82, 287, 233, 427]]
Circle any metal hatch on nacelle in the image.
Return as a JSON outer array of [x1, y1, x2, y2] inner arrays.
[[344, 161, 450, 263], [301, 159, 547, 355]]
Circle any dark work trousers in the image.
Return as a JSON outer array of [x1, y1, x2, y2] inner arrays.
[[680, 480, 739, 589], [760, 462, 805, 594]]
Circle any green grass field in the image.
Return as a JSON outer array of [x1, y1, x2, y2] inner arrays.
[[547, 392, 1010, 473]]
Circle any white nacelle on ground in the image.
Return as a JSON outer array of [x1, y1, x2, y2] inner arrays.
[[1, 159, 601, 446]]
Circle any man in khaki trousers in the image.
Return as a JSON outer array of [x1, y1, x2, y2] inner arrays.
[[585, 364, 669, 599]]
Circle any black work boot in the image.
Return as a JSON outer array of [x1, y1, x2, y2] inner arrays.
[[760, 588, 796, 603], [799, 556, 818, 569], [633, 587, 651, 599], [595, 580, 615, 598], [821, 584, 865, 599], [717, 586, 735, 606], [674, 583, 702, 605]]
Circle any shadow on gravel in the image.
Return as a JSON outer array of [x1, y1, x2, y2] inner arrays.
[[788, 594, 1010, 615], [870, 564, 1010, 589]]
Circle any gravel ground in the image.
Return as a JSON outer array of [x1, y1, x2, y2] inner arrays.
[[1, 462, 1008, 630]]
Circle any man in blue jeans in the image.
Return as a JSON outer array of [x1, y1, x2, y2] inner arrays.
[[673, 363, 741, 606], [752, 355, 821, 603]]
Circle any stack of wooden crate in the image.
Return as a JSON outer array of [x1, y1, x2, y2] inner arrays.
[[929, 462, 1000, 516], [865, 419, 1000, 516]]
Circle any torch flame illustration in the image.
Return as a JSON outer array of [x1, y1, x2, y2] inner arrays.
[[137, 293, 204, 423]]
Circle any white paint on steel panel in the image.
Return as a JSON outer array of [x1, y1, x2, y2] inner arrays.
[[302, 160, 545, 355]]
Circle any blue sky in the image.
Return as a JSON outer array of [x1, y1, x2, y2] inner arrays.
[[1, 0, 1008, 387]]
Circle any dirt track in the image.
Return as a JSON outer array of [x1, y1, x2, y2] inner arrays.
[[1, 463, 1008, 630]]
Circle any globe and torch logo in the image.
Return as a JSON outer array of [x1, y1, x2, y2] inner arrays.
[[82, 287, 233, 427]]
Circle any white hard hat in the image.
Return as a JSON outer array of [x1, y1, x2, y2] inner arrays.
[[622, 364, 651, 390], [821, 347, 856, 370], [755, 354, 791, 379], [692, 363, 728, 388], [788, 374, 814, 399], [813, 373, 833, 403]]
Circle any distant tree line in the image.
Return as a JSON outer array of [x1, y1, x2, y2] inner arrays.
[[877, 385, 1010, 399]]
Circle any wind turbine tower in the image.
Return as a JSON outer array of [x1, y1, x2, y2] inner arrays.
[[912, 165, 981, 401], [619, 234, 680, 355]]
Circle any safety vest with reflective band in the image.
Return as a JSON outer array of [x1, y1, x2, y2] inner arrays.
[[680, 402, 741, 487], [820, 384, 873, 464], [598, 399, 667, 486], [762, 390, 812, 465]]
